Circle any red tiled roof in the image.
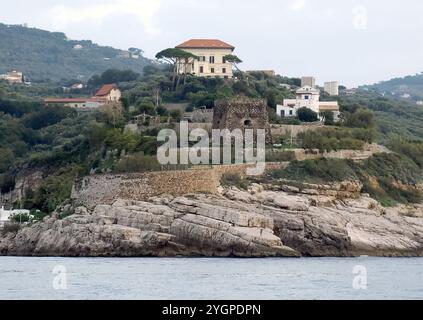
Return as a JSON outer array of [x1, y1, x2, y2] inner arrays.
[[95, 84, 118, 97], [176, 39, 235, 50]]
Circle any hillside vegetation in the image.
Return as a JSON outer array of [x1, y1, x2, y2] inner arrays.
[[0, 23, 151, 83], [267, 153, 422, 207], [1, 61, 423, 212], [365, 73, 423, 100], [336, 90, 423, 142]]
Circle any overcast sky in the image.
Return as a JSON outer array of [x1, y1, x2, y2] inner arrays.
[[1, 0, 422, 87]]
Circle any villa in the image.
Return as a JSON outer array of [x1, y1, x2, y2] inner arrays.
[[276, 86, 340, 121], [175, 39, 235, 78]]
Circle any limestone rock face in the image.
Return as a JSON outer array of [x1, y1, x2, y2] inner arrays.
[[1, 183, 422, 257], [0, 195, 298, 257]]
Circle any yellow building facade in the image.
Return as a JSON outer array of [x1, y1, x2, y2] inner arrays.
[[176, 39, 235, 78]]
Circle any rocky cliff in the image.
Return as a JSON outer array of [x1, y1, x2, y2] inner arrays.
[[1, 180, 422, 257]]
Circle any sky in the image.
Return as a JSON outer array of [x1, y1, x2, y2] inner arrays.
[[1, 0, 422, 87]]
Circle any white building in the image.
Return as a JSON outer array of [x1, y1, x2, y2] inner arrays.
[[301, 76, 316, 88], [276, 86, 340, 121], [324, 81, 339, 96], [0, 206, 30, 227], [279, 83, 291, 90], [71, 83, 84, 89], [44, 98, 101, 109], [0, 70, 23, 84]]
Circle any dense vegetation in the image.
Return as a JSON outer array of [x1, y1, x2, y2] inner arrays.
[[1, 57, 423, 212], [267, 153, 423, 206], [0, 23, 151, 83], [298, 127, 376, 152], [337, 89, 423, 142], [365, 72, 423, 100]]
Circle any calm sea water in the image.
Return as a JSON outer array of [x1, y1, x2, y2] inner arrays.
[[0, 257, 422, 300]]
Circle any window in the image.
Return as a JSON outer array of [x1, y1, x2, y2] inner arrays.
[[200, 56, 206, 62], [289, 110, 293, 116], [211, 68, 215, 74], [222, 56, 226, 63], [304, 95, 309, 100], [200, 66, 204, 73], [222, 68, 226, 74], [209, 56, 215, 64]]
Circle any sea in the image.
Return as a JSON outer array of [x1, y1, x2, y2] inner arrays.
[[0, 257, 422, 300]]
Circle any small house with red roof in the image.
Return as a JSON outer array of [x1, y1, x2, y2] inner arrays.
[[44, 84, 121, 109], [95, 84, 121, 102], [175, 39, 235, 78]]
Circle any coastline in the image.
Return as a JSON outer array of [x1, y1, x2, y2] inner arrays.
[[1, 182, 422, 258]]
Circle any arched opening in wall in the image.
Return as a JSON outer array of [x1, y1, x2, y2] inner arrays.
[[244, 119, 252, 127]]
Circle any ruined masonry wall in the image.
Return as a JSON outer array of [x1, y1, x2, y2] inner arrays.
[[71, 163, 288, 209]]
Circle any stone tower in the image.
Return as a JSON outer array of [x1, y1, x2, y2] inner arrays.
[[213, 97, 273, 144]]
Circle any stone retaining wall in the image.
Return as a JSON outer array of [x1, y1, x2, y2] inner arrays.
[[271, 123, 323, 137], [72, 162, 288, 209], [279, 144, 385, 162]]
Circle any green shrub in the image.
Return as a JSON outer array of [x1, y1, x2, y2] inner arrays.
[[0, 172, 16, 193], [0, 148, 14, 173], [24, 167, 79, 213], [265, 151, 296, 162], [388, 136, 423, 168], [270, 158, 358, 183], [30, 209, 49, 222], [320, 111, 334, 125], [343, 108, 375, 128], [114, 154, 161, 173], [298, 127, 374, 152], [298, 107, 318, 122], [220, 173, 249, 190], [10, 213, 32, 223], [170, 110, 182, 122]]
